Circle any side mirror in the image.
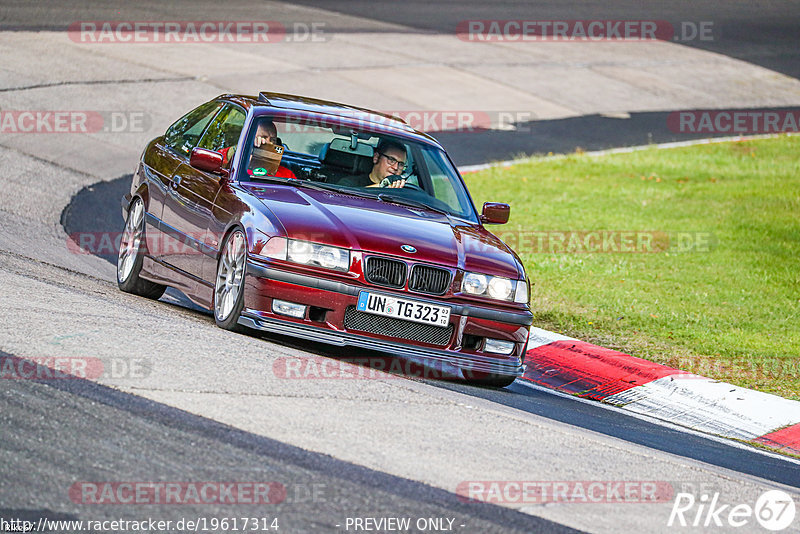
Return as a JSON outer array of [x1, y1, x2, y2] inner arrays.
[[190, 147, 227, 176], [480, 202, 510, 224]]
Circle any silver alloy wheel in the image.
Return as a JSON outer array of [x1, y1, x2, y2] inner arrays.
[[117, 199, 144, 283], [215, 230, 246, 321]]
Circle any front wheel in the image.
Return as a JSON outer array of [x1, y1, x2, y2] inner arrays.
[[462, 369, 517, 388], [214, 229, 247, 331], [117, 198, 166, 299]]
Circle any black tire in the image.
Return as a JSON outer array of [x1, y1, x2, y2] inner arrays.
[[117, 197, 166, 299], [213, 228, 247, 331], [462, 369, 518, 388]]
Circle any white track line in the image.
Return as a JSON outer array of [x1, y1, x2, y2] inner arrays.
[[515, 379, 800, 466], [604, 376, 800, 440]]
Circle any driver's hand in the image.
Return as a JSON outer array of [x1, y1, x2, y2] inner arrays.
[[387, 179, 406, 188], [254, 136, 269, 147]]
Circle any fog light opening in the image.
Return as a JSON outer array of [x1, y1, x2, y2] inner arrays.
[[484, 338, 515, 355], [272, 299, 307, 319], [462, 334, 483, 350], [309, 306, 328, 322]]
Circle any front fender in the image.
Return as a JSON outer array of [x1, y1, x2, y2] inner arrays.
[[210, 186, 282, 262]]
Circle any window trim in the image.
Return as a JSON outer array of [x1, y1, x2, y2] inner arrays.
[[196, 102, 248, 156], [163, 100, 224, 158]]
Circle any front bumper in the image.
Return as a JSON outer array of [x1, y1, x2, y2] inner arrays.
[[241, 260, 531, 377]]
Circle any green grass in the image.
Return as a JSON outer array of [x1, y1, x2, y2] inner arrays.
[[464, 135, 800, 399]]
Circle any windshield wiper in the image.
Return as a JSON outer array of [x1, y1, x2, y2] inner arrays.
[[377, 193, 451, 217], [294, 180, 385, 201], [244, 175, 286, 184], [248, 176, 358, 194], [291, 180, 341, 193]]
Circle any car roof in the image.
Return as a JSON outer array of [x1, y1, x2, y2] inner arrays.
[[217, 92, 443, 147]]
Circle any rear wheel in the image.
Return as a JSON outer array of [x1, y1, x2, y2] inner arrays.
[[214, 229, 247, 331], [117, 198, 166, 299]]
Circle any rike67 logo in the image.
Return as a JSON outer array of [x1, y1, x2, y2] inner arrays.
[[668, 490, 796, 531]]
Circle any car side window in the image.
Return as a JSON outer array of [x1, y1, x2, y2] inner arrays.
[[421, 149, 464, 213], [163, 100, 223, 157], [197, 104, 246, 162]]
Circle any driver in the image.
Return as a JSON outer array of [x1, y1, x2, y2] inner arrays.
[[338, 139, 407, 188]]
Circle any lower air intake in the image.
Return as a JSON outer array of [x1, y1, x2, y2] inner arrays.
[[344, 306, 453, 346]]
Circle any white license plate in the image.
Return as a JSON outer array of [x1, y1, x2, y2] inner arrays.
[[356, 291, 450, 327]]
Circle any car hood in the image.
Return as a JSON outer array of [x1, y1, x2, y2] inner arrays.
[[243, 184, 522, 278]]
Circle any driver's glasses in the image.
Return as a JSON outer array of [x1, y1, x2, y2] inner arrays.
[[380, 152, 407, 171]]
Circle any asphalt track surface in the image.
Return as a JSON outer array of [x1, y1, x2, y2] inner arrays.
[[6, 0, 799, 78], [3, 2, 800, 533], [287, 0, 800, 78], [291, 0, 800, 164], [3, 1, 800, 164], [433, 108, 800, 166], [0, 353, 574, 534]]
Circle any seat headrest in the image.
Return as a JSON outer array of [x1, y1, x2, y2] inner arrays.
[[319, 140, 374, 174]]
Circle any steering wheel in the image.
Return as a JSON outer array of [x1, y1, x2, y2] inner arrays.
[[380, 179, 423, 192], [401, 182, 423, 192]]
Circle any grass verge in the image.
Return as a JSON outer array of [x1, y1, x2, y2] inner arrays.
[[464, 135, 800, 400]]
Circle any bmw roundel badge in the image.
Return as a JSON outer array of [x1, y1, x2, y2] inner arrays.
[[401, 244, 417, 253]]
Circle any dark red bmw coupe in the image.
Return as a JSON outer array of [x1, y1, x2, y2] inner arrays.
[[118, 92, 531, 386]]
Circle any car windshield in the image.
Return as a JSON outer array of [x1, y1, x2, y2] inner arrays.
[[237, 113, 479, 222]]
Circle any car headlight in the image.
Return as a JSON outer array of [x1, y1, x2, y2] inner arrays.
[[256, 237, 350, 272], [287, 239, 350, 271], [462, 273, 488, 295], [462, 272, 526, 303], [288, 240, 313, 264], [488, 276, 513, 300]]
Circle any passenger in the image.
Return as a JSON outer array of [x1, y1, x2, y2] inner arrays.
[[253, 119, 281, 148], [338, 139, 407, 188], [245, 119, 296, 179]]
